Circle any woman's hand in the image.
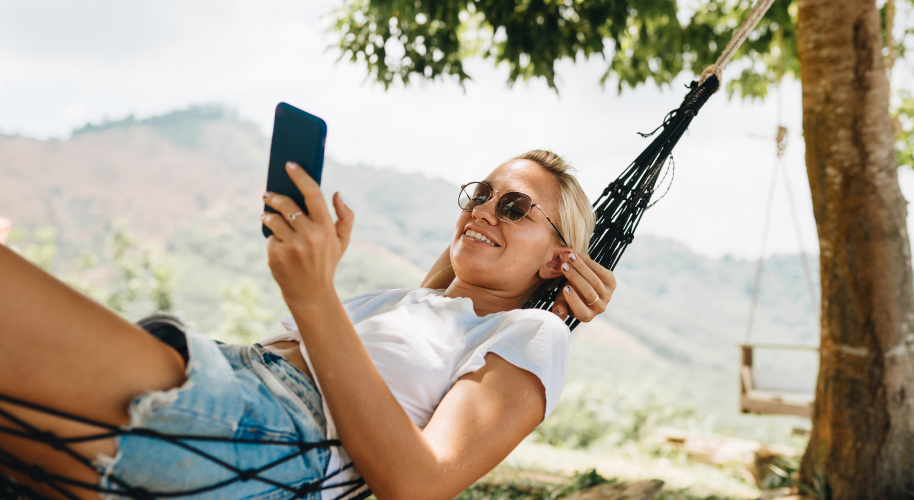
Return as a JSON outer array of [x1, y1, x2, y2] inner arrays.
[[261, 162, 354, 306], [552, 252, 616, 322]]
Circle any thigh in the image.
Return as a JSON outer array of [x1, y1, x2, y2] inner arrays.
[[0, 245, 186, 424], [0, 245, 186, 499], [0, 403, 116, 500]]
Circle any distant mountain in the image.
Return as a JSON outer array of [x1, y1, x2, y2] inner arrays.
[[0, 105, 820, 441]]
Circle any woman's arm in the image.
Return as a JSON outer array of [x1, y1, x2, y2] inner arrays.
[[421, 246, 456, 289], [262, 163, 543, 500], [295, 300, 542, 500]]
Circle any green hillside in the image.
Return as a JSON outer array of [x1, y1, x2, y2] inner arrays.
[[0, 105, 819, 444]]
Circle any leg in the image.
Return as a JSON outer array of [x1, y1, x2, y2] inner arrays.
[[0, 245, 186, 498]]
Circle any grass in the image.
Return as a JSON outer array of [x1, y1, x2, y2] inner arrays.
[[458, 460, 753, 500]]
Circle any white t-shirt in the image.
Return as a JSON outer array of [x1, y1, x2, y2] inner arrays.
[[262, 288, 571, 500]]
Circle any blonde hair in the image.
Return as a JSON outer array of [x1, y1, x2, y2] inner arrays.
[[512, 150, 594, 256]]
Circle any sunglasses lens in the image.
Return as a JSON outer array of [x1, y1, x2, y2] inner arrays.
[[458, 182, 491, 211], [497, 192, 532, 222]]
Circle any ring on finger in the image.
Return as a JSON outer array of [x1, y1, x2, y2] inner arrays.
[[587, 296, 599, 306], [286, 211, 303, 223]]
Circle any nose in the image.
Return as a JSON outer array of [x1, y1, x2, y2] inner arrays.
[[471, 193, 499, 226]]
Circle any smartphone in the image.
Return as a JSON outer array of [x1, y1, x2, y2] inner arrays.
[[262, 103, 327, 238]]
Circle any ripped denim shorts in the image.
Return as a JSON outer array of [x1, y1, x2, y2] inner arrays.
[[97, 323, 331, 500]]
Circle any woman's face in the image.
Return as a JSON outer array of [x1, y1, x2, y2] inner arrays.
[[450, 159, 568, 297]]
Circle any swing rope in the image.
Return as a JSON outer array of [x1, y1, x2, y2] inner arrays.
[[2, 0, 777, 497], [744, 124, 819, 346]]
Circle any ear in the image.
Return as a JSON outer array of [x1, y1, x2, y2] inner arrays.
[[538, 250, 570, 280]]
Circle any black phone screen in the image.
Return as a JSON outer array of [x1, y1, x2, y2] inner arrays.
[[262, 103, 327, 238]]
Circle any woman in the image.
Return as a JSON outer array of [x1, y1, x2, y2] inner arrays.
[[0, 150, 616, 500]]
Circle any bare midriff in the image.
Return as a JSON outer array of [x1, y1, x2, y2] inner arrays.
[[261, 340, 314, 383]]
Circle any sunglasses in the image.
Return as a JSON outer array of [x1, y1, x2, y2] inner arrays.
[[458, 181, 568, 247]]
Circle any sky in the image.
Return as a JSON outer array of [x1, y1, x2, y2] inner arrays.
[[1, 0, 912, 259]]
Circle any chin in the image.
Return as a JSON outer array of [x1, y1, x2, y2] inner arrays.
[[452, 245, 500, 284]]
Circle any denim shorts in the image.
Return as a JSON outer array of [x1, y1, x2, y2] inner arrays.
[[96, 331, 330, 500]]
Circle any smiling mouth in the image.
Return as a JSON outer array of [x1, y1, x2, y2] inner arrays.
[[463, 229, 499, 247]]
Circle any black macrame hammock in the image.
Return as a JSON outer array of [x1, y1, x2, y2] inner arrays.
[[0, 2, 774, 497]]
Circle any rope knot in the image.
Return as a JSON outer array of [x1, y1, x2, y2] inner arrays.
[[26, 464, 50, 483], [36, 430, 67, 451], [294, 483, 318, 498], [239, 469, 258, 481], [698, 64, 722, 93]]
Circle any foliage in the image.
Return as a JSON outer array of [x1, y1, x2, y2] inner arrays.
[[215, 279, 276, 344], [759, 455, 799, 490], [532, 382, 694, 449], [7, 226, 57, 270], [8, 223, 175, 317], [454, 468, 613, 500], [329, 0, 914, 165], [894, 90, 914, 169], [329, 0, 799, 97], [769, 464, 828, 500], [881, 0, 914, 63]]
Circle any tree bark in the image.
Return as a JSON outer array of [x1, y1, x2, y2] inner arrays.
[[797, 0, 914, 497]]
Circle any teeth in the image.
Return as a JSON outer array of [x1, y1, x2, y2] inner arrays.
[[465, 229, 496, 246]]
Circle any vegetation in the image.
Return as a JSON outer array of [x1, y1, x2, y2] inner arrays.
[[456, 469, 614, 500], [328, 0, 799, 97], [533, 383, 694, 450], [894, 90, 914, 169], [7, 223, 175, 317]]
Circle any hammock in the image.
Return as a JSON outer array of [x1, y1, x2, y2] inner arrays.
[[0, 1, 775, 497]]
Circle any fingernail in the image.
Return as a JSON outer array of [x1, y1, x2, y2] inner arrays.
[[337, 192, 344, 204], [556, 308, 566, 317], [564, 286, 572, 295], [287, 162, 298, 170], [263, 191, 270, 199], [569, 253, 577, 262], [562, 263, 570, 272], [260, 213, 266, 220]]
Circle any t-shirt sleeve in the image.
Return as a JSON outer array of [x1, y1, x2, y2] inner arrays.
[[453, 311, 571, 422]]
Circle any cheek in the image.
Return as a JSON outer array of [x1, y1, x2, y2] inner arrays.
[[453, 211, 471, 237], [503, 224, 552, 264]]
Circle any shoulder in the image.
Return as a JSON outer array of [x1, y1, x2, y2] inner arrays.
[[477, 308, 570, 421], [494, 308, 571, 344]]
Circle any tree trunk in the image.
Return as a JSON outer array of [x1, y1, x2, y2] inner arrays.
[[797, 0, 914, 497]]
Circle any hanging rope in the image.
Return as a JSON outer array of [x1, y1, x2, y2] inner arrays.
[[779, 142, 820, 322], [744, 129, 785, 344], [715, 0, 778, 71], [699, 0, 777, 90], [744, 124, 819, 344]]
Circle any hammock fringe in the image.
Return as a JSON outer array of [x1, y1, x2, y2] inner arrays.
[[523, 74, 721, 329]]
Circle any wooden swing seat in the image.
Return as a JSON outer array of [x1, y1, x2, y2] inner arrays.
[[739, 344, 817, 418]]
